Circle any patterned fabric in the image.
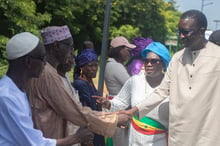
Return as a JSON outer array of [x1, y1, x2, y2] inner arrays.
[[75, 49, 98, 67], [41, 25, 72, 45], [131, 116, 167, 135]]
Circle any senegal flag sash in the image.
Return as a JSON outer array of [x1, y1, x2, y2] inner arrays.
[[132, 115, 167, 135]]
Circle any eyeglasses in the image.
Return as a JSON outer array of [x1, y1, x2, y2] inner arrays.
[[143, 59, 161, 65], [176, 29, 195, 36], [29, 55, 47, 62]]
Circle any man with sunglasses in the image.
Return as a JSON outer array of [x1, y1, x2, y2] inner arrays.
[[125, 9, 220, 146], [26, 25, 131, 143]]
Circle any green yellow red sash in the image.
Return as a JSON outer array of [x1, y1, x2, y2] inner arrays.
[[131, 115, 167, 135]]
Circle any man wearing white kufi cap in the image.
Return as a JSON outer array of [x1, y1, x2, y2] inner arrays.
[[26, 25, 131, 145], [0, 32, 83, 145]]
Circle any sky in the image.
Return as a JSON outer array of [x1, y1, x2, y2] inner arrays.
[[175, 0, 220, 31]]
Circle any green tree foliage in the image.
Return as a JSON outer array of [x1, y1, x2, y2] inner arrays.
[[162, 0, 181, 36], [0, 0, 51, 77], [110, 0, 180, 43], [0, 0, 180, 77], [110, 25, 140, 41]]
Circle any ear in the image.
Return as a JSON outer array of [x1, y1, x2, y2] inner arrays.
[[80, 67, 84, 71], [199, 27, 206, 34], [24, 56, 32, 69]]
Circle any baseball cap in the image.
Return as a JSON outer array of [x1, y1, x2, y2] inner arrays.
[[110, 36, 136, 49]]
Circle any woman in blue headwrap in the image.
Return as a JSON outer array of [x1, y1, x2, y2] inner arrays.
[[95, 42, 171, 146], [73, 49, 105, 146]]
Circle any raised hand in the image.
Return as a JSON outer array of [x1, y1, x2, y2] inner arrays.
[[92, 95, 111, 109]]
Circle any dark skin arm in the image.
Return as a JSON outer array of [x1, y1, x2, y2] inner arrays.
[[92, 95, 111, 109], [56, 127, 94, 146], [93, 95, 133, 128]]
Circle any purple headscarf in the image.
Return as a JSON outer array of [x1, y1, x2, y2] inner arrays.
[[75, 49, 98, 67], [127, 37, 153, 76], [130, 37, 153, 57], [127, 58, 144, 76]]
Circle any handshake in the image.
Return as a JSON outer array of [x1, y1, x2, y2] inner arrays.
[[93, 95, 138, 128], [116, 108, 138, 128]]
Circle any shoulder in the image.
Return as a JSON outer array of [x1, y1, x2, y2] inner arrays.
[[172, 48, 184, 60], [130, 72, 144, 81], [205, 41, 220, 57], [29, 63, 60, 86], [0, 77, 22, 102], [73, 78, 89, 87], [106, 58, 123, 67]]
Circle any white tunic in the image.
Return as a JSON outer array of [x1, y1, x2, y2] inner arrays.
[[110, 72, 169, 146], [137, 42, 220, 146]]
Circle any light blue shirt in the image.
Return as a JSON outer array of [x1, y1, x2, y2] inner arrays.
[[0, 75, 56, 146]]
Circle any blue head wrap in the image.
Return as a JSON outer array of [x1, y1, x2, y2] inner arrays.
[[75, 49, 98, 67], [141, 42, 171, 70]]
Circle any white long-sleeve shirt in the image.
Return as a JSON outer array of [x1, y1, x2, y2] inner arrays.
[[137, 42, 220, 146], [110, 72, 169, 146]]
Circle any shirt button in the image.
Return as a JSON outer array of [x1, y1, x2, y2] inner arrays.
[[190, 75, 192, 78], [193, 52, 196, 55], [189, 87, 192, 90], [192, 64, 195, 67]]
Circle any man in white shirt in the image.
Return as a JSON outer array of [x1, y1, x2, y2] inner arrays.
[[0, 32, 93, 146], [127, 9, 220, 146]]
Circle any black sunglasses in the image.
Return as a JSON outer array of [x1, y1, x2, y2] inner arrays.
[[176, 29, 195, 36], [143, 59, 161, 65]]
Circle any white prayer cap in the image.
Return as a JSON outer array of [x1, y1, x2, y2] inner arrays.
[[6, 32, 39, 60]]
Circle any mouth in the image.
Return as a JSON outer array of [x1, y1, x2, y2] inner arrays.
[[181, 38, 188, 44], [145, 69, 154, 73]]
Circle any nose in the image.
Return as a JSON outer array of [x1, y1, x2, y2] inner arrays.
[[92, 66, 98, 71], [145, 61, 153, 66], [178, 32, 186, 39]]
